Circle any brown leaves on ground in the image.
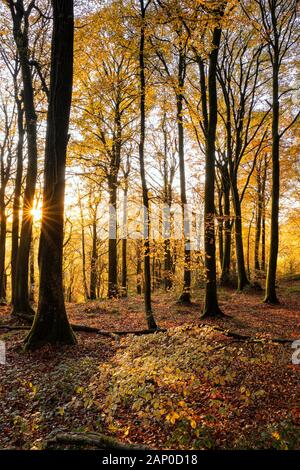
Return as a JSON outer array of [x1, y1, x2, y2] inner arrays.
[[0, 280, 299, 449]]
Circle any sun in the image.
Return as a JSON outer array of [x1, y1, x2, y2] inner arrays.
[[31, 207, 42, 221]]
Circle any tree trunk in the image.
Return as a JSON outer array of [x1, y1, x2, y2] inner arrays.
[[264, 59, 280, 304], [90, 216, 98, 300], [108, 176, 118, 298], [217, 187, 224, 269], [220, 169, 231, 286], [10, 2, 38, 316], [254, 166, 262, 272], [138, 0, 157, 329], [29, 237, 35, 303], [202, 20, 224, 318], [0, 188, 7, 303], [24, 0, 76, 350], [231, 180, 249, 291], [121, 184, 128, 297], [247, 211, 255, 279], [261, 157, 267, 272], [79, 193, 89, 300], [11, 96, 24, 304], [176, 54, 191, 304], [136, 239, 142, 295]]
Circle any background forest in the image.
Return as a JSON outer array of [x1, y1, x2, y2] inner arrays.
[[0, 0, 300, 453]]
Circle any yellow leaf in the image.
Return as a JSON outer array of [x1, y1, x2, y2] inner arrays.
[[190, 419, 197, 429], [57, 407, 65, 416]]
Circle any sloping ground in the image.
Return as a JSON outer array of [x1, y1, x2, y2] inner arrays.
[[72, 324, 300, 450], [0, 282, 299, 450], [64, 281, 300, 340]]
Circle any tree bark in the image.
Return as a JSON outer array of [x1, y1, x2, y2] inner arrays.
[[264, 59, 280, 304], [24, 0, 76, 349], [254, 167, 262, 272], [11, 96, 24, 304], [261, 157, 267, 272], [162, 113, 173, 290], [138, 0, 158, 329], [202, 17, 225, 318], [220, 166, 231, 285], [136, 239, 142, 295], [176, 50, 191, 304], [231, 180, 249, 291], [121, 183, 128, 297], [8, 0, 38, 316], [78, 192, 90, 300], [108, 175, 118, 298], [0, 187, 7, 303], [90, 215, 98, 300], [217, 186, 224, 269], [29, 236, 35, 303]]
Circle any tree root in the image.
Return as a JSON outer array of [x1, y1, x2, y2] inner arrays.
[[72, 324, 166, 337], [0, 321, 294, 344], [11, 312, 35, 322], [0, 323, 165, 338], [199, 322, 294, 344], [0, 325, 30, 331], [45, 431, 149, 450]]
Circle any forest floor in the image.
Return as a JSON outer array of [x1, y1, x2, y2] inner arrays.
[[0, 278, 300, 450]]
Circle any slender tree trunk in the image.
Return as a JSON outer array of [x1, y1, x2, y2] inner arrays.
[[162, 118, 173, 290], [254, 168, 262, 272], [121, 183, 128, 297], [0, 188, 7, 303], [79, 194, 89, 300], [247, 211, 255, 280], [217, 187, 224, 269], [138, 0, 157, 329], [176, 58, 191, 303], [29, 236, 35, 303], [220, 171, 231, 285], [24, 0, 76, 349], [108, 176, 118, 298], [11, 97, 24, 304], [264, 58, 280, 304], [151, 247, 155, 292], [164, 234, 172, 290], [136, 239, 142, 295], [10, 2, 38, 316], [90, 216, 98, 300], [261, 158, 267, 272], [231, 180, 249, 291], [202, 21, 224, 318]]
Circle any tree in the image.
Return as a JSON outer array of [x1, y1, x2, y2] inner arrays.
[[0, 96, 14, 303], [6, 0, 39, 316], [153, 0, 192, 303], [201, 3, 227, 318], [11, 79, 25, 305], [137, 0, 158, 329], [73, 3, 138, 298], [242, 0, 300, 303], [216, 27, 270, 291], [25, 0, 76, 349], [120, 154, 131, 297]]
